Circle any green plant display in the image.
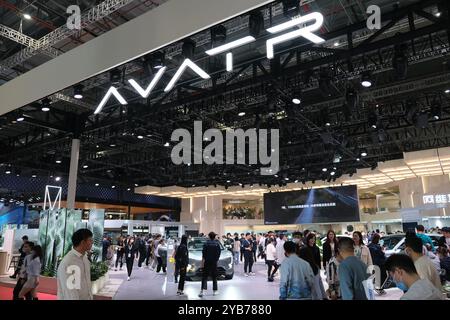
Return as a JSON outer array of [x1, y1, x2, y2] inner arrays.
[[90, 261, 109, 282]]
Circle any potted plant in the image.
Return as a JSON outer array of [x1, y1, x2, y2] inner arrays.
[[91, 261, 109, 295]]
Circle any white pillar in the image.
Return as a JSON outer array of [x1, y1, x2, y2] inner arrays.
[[67, 139, 80, 209]]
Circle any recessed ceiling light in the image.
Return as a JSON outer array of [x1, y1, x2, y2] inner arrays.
[[445, 89, 450, 94], [41, 107, 50, 112], [435, 12, 441, 17], [322, 168, 327, 172], [110, 143, 116, 147], [17, 117, 24, 122], [333, 41, 339, 47], [292, 98, 301, 105], [238, 112, 246, 117], [330, 171, 336, 176], [55, 177, 61, 182], [55, 159, 62, 164], [164, 142, 170, 147], [83, 165, 88, 169], [23, 13, 32, 20], [112, 185, 116, 189], [5, 170, 11, 174], [356, 158, 361, 161], [226, 180, 231, 183], [134, 184, 139, 187], [95, 183, 99, 186], [127, 188, 131, 191], [284, 177, 289, 181], [137, 135, 144, 139]]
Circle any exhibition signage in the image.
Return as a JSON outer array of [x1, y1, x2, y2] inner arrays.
[[422, 194, 450, 205], [94, 12, 325, 114]]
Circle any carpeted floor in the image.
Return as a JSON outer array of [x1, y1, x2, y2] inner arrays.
[[0, 286, 57, 300]]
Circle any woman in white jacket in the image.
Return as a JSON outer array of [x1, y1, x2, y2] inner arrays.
[[265, 238, 278, 282], [353, 231, 373, 266]]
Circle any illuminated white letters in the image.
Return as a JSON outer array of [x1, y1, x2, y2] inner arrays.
[[164, 59, 210, 92], [366, 5, 381, 30], [94, 12, 326, 114], [128, 67, 166, 98], [205, 36, 256, 72], [266, 12, 325, 59], [94, 87, 128, 115]]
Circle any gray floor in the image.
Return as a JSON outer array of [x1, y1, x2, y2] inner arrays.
[[111, 258, 403, 300]]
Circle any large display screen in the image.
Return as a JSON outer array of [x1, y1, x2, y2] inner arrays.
[[264, 185, 360, 225]]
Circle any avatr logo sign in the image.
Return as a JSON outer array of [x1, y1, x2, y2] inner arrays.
[[94, 12, 325, 114]]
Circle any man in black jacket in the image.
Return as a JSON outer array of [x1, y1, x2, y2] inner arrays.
[[10, 235, 28, 279], [199, 232, 221, 298], [438, 227, 450, 249]]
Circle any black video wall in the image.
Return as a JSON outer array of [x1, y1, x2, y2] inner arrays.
[[264, 185, 360, 225]]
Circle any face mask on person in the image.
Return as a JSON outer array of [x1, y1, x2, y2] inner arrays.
[[392, 271, 408, 292]]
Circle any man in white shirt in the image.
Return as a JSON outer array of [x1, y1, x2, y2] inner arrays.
[[405, 236, 442, 291], [57, 229, 94, 300], [275, 234, 286, 271], [385, 254, 443, 300]]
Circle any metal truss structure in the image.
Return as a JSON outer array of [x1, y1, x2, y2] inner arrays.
[[1, 0, 450, 188], [0, 0, 158, 71]]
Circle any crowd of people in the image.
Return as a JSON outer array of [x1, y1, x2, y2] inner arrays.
[[218, 226, 450, 300], [9, 224, 450, 300]]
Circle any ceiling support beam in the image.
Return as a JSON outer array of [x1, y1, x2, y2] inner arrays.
[[0, 0, 274, 116]]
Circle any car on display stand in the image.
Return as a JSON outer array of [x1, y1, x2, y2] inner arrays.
[[186, 237, 234, 281], [380, 234, 441, 258]]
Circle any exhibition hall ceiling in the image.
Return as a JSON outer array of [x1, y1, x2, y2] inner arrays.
[[0, 0, 450, 192]]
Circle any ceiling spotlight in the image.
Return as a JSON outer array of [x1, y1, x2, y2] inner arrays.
[[368, 112, 378, 129], [5, 169, 11, 174], [361, 71, 373, 88], [392, 43, 408, 80], [292, 98, 301, 105], [445, 89, 450, 94], [127, 188, 131, 191], [294, 179, 299, 183], [333, 41, 340, 47], [95, 183, 99, 187], [41, 98, 51, 112], [16, 116, 25, 122], [109, 143, 116, 147], [284, 177, 289, 181], [249, 10, 264, 38], [135, 183, 139, 187], [55, 158, 62, 164], [360, 149, 368, 157], [110, 69, 122, 85], [112, 185, 116, 189], [31, 172, 37, 178], [238, 112, 246, 117], [435, 12, 441, 17], [83, 164, 89, 169], [23, 13, 32, 20], [356, 157, 361, 162], [322, 168, 327, 172], [73, 84, 84, 99], [164, 142, 170, 147], [137, 135, 144, 139], [330, 171, 336, 176], [55, 177, 61, 182], [431, 100, 442, 120], [151, 51, 165, 69], [226, 180, 231, 183]]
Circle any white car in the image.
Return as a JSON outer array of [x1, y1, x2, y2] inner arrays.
[[380, 234, 441, 258]]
